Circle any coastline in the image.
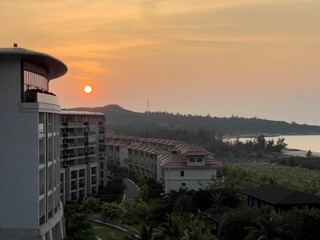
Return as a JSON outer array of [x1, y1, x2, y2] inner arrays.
[[282, 148, 320, 157], [282, 148, 308, 157], [222, 134, 320, 158], [231, 133, 320, 138]]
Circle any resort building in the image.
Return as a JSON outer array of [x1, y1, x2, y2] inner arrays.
[[159, 143, 219, 193], [0, 46, 66, 240], [242, 185, 320, 214], [60, 110, 106, 203], [106, 135, 221, 193]]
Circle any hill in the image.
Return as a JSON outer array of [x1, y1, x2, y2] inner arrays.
[[68, 104, 320, 136]]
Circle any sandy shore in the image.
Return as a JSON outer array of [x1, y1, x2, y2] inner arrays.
[[282, 148, 320, 157]]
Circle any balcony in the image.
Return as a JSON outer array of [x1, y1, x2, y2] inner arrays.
[[71, 183, 77, 190], [48, 210, 53, 219], [39, 215, 45, 226], [39, 154, 45, 165], [71, 172, 77, 179], [39, 184, 45, 195], [79, 180, 85, 188], [24, 90, 59, 105], [79, 170, 85, 178]]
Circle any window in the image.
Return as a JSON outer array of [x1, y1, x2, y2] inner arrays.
[[180, 171, 184, 177], [100, 162, 104, 169], [23, 61, 49, 93], [182, 183, 186, 187], [197, 158, 202, 162], [189, 158, 195, 162]]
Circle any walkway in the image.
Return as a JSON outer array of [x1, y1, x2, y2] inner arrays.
[[121, 178, 140, 207]]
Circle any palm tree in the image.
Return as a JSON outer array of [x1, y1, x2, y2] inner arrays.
[[157, 214, 185, 239], [140, 224, 154, 240], [211, 191, 226, 213], [157, 213, 217, 240], [217, 207, 257, 240], [244, 215, 285, 240], [173, 194, 197, 215], [65, 213, 95, 240]]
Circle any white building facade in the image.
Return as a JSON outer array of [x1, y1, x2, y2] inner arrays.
[[0, 46, 66, 240], [160, 144, 220, 193], [60, 111, 106, 203]]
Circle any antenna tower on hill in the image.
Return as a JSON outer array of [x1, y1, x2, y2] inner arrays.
[[147, 99, 150, 119]]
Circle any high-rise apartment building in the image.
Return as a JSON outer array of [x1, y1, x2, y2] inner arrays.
[[60, 110, 106, 203], [0, 46, 66, 239]]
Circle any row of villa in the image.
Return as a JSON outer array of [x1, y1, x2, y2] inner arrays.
[[106, 135, 221, 193]]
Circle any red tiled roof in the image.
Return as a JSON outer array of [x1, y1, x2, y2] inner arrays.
[[105, 135, 222, 169], [106, 142, 129, 147], [175, 144, 210, 156], [159, 154, 221, 169], [141, 138, 182, 147], [127, 144, 160, 155]]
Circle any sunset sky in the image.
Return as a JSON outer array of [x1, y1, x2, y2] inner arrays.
[[1, 0, 320, 124]]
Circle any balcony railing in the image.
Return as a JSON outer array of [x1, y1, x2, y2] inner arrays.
[[39, 155, 45, 165], [39, 215, 45, 226], [39, 184, 45, 195], [24, 90, 59, 105], [48, 210, 53, 219]]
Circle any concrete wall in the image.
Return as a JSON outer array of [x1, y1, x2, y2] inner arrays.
[[0, 57, 64, 240], [119, 147, 128, 167], [0, 59, 39, 228]]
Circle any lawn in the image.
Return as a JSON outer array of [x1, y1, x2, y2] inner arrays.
[[92, 222, 128, 240]]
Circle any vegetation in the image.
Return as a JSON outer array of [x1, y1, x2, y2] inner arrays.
[[101, 202, 125, 221], [65, 164, 320, 240], [156, 213, 218, 240], [92, 222, 128, 240], [71, 104, 320, 135], [275, 155, 320, 170], [216, 161, 320, 240], [217, 207, 320, 240], [64, 203, 96, 240], [98, 165, 127, 202], [63, 132, 320, 240], [80, 196, 101, 213], [222, 162, 320, 194], [231, 135, 287, 156]]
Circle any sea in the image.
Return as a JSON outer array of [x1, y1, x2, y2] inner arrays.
[[239, 135, 320, 157]]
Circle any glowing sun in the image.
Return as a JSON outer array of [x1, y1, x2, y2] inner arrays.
[[84, 85, 93, 94]]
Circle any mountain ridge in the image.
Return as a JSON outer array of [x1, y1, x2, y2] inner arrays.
[[68, 104, 320, 135]]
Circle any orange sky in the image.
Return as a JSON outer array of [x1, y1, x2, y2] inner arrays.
[[1, 0, 320, 124]]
